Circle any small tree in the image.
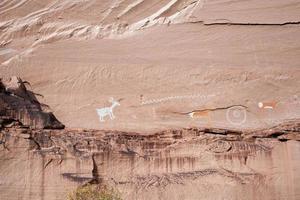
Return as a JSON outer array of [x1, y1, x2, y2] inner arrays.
[[68, 184, 122, 200]]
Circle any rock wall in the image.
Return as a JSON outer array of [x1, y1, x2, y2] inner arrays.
[[1, 1, 300, 199], [0, 121, 299, 200], [1, 1, 300, 131]]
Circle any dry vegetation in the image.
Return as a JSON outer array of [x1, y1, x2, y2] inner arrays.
[[68, 184, 122, 200]]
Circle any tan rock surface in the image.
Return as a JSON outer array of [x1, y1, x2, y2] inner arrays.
[[1, 120, 300, 200], [0, 0, 300, 200], [1, 1, 300, 132]]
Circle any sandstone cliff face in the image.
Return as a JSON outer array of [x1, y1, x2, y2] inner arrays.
[[1, 1, 300, 200], [0, 79, 299, 200], [0, 121, 300, 200], [1, 0, 300, 131]]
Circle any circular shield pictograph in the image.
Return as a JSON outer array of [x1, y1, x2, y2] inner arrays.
[[226, 106, 247, 125]]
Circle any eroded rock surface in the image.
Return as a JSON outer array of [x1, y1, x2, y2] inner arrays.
[[1, 1, 300, 131], [0, 120, 299, 200], [0, 76, 64, 129], [1, 1, 300, 200]]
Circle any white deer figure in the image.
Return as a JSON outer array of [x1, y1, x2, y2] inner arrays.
[[96, 97, 120, 122]]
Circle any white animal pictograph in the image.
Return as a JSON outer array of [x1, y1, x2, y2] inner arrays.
[[96, 97, 120, 122]]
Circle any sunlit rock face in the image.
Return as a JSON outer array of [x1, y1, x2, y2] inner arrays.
[[1, 121, 299, 200], [0, 0, 300, 131], [1, 1, 300, 200]]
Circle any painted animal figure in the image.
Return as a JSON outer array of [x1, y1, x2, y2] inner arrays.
[[188, 110, 212, 126], [258, 101, 278, 109], [188, 110, 210, 119], [96, 97, 120, 122]]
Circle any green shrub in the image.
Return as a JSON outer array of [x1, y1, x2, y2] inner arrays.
[[68, 184, 122, 200]]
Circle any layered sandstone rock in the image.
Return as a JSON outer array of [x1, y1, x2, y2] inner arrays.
[[0, 76, 64, 129], [0, 120, 299, 200], [0, 1, 300, 200]]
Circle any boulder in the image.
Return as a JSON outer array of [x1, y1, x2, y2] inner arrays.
[[0, 76, 64, 129]]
